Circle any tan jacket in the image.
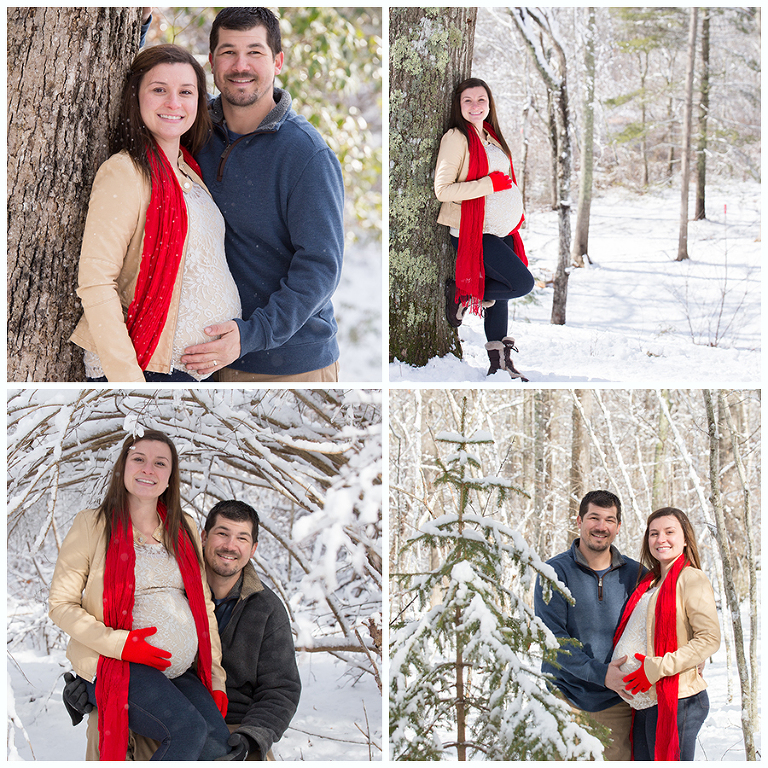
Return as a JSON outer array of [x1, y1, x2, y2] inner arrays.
[[434, 127, 511, 229], [48, 507, 226, 692], [643, 565, 721, 699], [69, 150, 207, 382]]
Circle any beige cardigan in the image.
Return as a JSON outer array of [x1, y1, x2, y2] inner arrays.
[[69, 150, 208, 382], [434, 127, 508, 229], [643, 565, 721, 699]]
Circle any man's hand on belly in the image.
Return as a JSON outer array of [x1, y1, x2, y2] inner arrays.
[[181, 321, 241, 373]]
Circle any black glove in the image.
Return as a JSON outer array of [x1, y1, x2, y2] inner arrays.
[[215, 732, 253, 761], [62, 672, 92, 726]]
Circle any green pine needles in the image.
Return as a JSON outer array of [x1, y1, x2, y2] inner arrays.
[[390, 403, 604, 760]]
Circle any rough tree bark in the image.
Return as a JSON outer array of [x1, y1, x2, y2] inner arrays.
[[510, 7, 572, 325], [571, 7, 596, 268], [389, 7, 476, 366], [694, 8, 711, 221], [7, 7, 143, 381], [703, 390, 756, 761], [676, 7, 698, 261]]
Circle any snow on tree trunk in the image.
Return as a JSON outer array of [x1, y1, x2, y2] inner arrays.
[[389, 400, 603, 760], [676, 7, 698, 261], [571, 7, 596, 268], [7, 8, 143, 381], [389, 7, 476, 366]]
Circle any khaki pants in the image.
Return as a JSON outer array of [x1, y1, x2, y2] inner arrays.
[[579, 699, 633, 761], [85, 709, 275, 761], [217, 361, 339, 383]]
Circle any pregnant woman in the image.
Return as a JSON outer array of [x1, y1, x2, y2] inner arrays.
[[612, 507, 720, 760], [49, 431, 232, 760], [434, 77, 535, 381], [70, 44, 240, 382]]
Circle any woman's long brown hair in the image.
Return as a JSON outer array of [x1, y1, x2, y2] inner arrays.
[[111, 44, 211, 182], [639, 506, 702, 586], [449, 77, 512, 158], [98, 430, 201, 564]]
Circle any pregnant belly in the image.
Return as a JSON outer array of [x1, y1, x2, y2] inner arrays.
[[132, 591, 199, 679]]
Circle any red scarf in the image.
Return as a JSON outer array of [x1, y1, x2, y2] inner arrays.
[[613, 554, 688, 761], [455, 121, 527, 315], [125, 145, 202, 370], [96, 502, 213, 761]]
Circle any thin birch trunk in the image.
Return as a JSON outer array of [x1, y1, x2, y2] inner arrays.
[[676, 7, 698, 261], [703, 390, 755, 760], [718, 391, 759, 732]]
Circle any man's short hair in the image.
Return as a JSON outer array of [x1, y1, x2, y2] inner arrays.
[[578, 490, 622, 523], [210, 7, 282, 57], [205, 499, 260, 542]]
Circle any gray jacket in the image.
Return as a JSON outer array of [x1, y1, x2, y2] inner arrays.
[[223, 562, 302, 758]]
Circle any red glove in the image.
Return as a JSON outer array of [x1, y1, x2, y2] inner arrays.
[[121, 627, 172, 671], [212, 689, 228, 719], [489, 171, 513, 192], [623, 653, 652, 694]]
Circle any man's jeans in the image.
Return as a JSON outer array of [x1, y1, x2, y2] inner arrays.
[[85, 664, 231, 760], [632, 690, 709, 760]]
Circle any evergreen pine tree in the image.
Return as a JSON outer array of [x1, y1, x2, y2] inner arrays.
[[390, 402, 604, 760]]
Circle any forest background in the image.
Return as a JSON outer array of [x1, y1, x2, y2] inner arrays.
[[390, 388, 760, 760]]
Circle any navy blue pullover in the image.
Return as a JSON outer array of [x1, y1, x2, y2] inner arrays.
[[196, 90, 344, 375], [534, 539, 644, 712]]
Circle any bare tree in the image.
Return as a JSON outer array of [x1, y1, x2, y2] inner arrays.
[[571, 7, 596, 267], [703, 390, 756, 761], [676, 7, 698, 261], [694, 8, 711, 220], [509, 7, 572, 324], [7, 8, 143, 381], [389, 7, 477, 366]]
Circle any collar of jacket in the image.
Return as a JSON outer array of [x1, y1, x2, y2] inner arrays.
[[571, 538, 626, 572], [209, 87, 293, 136], [239, 560, 265, 602]]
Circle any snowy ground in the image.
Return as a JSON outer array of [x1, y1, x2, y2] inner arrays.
[[390, 180, 760, 384], [8, 647, 381, 761], [336, 235, 383, 382]]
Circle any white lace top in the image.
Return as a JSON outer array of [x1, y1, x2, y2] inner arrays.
[[612, 587, 658, 710], [450, 139, 524, 238], [84, 181, 241, 380], [132, 538, 198, 680]]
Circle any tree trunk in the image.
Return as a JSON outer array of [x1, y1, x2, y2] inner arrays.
[[718, 391, 759, 733], [569, 389, 586, 520], [510, 7, 572, 325], [703, 391, 756, 760], [389, 7, 476, 366], [694, 8, 710, 220], [676, 7, 698, 261], [7, 7, 143, 381], [571, 7, 596, 268]]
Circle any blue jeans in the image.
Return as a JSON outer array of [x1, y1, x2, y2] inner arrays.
[[450, 234, 534, 342], [87, 369, 198, 383], [85, 665, 231, 760], [632, 690, 709, 760]]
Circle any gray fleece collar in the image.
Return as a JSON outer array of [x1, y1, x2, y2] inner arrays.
[[209, 87, 293, 135]]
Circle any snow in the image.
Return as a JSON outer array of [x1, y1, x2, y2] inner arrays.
[[390, 180, 760, 383], [7, 647, 381, 761], [335, 236, 383, 382]]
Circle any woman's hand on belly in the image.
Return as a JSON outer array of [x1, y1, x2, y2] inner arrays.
[[121, 626, 172, 670]]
